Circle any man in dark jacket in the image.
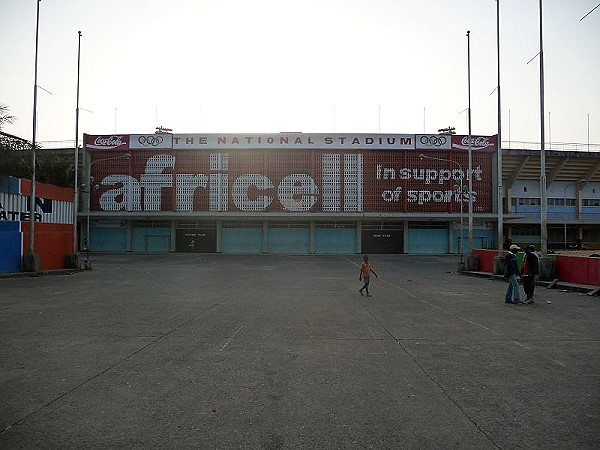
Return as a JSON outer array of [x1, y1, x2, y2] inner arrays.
[[522, 245, 539, 304], [505, 244, 521, 304]]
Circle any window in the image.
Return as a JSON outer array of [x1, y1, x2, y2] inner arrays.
[[316, 222, 355, 229], [512, 198, 541, 206], [582, 198, 600, 207], [132, 221, 170, 228], [583, 228, 600, 242], [363, 222, 404, 230], [223, 221, 262, 228], [512, 225, 540, 236], [269, 222, 310, 228], [548, 198, 576, 207], [176, 221, 216, 229], [409, 221, 447, 229]]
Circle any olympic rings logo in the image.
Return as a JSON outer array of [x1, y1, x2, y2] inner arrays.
[[420, 135, 447, 147], [138, 135, 164, 146]]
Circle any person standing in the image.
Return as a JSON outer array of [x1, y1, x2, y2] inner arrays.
[[505, 244, 521, 304], [359, 255, 378, 297], [522, 245, 539, 304]]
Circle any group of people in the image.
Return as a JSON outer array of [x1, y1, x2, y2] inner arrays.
[[504, 244, 540, 305], [359, 247, 540, 304]]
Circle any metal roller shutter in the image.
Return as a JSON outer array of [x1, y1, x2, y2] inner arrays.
[[268, 222, 310, 254]]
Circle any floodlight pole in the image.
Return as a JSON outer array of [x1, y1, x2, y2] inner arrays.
[[28, 0, 41, 265], [467, 30, 474, 253], [539, 0, 548, 255], [496, 0, 504, 255], [73, 31, 82, 254]]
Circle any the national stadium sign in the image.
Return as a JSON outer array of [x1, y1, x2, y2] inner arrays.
[[85, 133, 496, 214]]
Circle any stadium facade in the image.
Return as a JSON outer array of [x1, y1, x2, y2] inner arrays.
[[81, 132, 600, 254]]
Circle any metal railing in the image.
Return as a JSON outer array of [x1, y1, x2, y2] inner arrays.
[[503, 141, 600, 152], [508, 209, 600, 220]]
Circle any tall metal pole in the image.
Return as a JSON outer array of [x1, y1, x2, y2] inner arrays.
[[508, 109, 511, 148], [539, 0, 548, 255], [467, 30, 474, 253], [29, 0, 41, 258], [496, 0, 503, 254], [548, 111, 552, 148], [73, 31, 82, 254]]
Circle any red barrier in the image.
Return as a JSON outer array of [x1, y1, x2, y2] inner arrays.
[[471, 250, 600, 286], [472, 249, 502, 273], [556, 255, 600, 286], [22, 223, 73, 270], [591, 259, 600, 286]]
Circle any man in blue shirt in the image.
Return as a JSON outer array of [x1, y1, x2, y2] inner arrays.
[[505, 244, 521, 304]]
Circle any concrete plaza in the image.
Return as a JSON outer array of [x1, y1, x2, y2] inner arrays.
[[1, 254, 599, 449]]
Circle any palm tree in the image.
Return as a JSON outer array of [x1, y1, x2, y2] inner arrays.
[[0, 104, 16, 130]]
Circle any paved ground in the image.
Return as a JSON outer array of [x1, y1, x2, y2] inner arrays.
[[0, 254, 599, 449]]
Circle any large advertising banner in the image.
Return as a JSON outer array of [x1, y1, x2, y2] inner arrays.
[[85, 134, 496, 214]]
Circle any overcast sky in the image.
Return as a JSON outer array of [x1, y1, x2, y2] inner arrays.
[[1, 0, 598, 148]]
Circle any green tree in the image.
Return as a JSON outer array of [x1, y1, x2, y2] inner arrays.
[[0, 104, 74, 187], [0, 145, 32, 178], [38, 153, 75, 187], [0, 104, 16, 130], [0, 104, 30, 178]]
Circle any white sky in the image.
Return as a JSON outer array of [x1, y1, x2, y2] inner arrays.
[[0, 0, 598, 148]]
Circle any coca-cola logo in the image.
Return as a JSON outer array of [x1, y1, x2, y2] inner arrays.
[[87, 135, 128, 150], [453, 136, 495, 150], [461, 136, 489, 147]]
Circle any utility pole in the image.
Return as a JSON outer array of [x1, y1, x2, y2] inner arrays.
[[539, 0, 548, 255], [73, 31, 82, 262], [25, 0, 42, 272], [467, 30, 474, 253], [496, 0, 503, 254]]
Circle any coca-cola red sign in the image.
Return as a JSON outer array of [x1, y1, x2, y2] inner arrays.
[[85, 135, 129, 150], [451, 135, 497, 152]]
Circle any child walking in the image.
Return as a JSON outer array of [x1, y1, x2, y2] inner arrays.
[[359, 255, 378, 297]]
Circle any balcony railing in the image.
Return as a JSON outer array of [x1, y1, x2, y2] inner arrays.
[[504, 141, 600, 152], [508, 206, 600, 220]]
